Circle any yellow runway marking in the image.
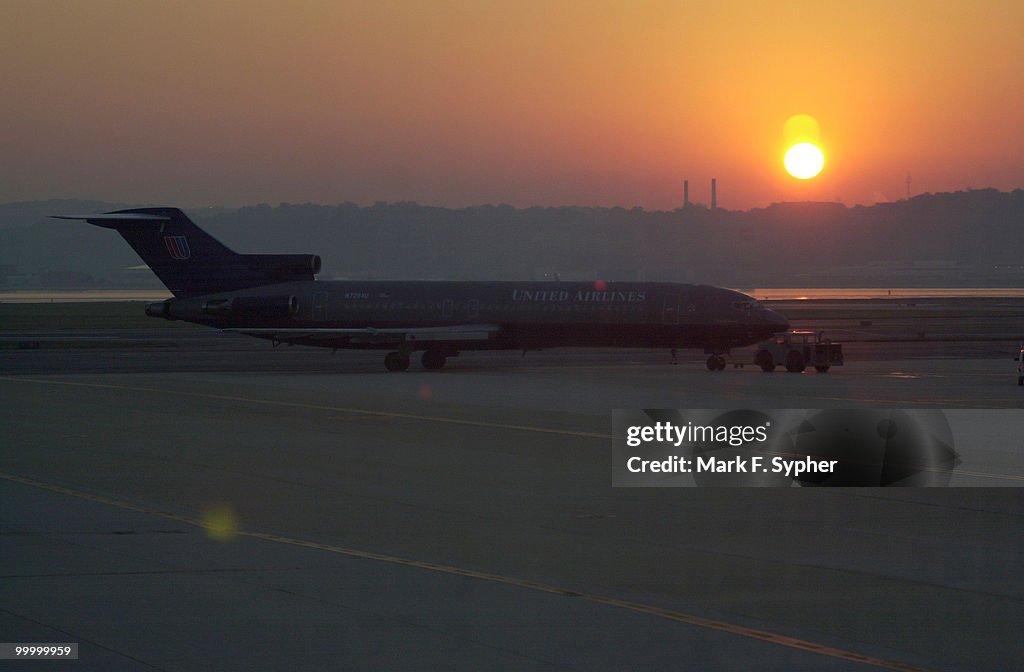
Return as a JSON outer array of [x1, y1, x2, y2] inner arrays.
[[1, 471, 932, 672], [0, 375, 609, 440]]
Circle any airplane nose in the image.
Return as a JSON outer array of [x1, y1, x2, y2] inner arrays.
[[766, 309, 789, 331]]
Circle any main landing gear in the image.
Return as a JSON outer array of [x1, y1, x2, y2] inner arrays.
[[383, 349, 449, 372], [421, 350, 447, 370], [705, 355, 727, 371], [384, 351, 410, 372]]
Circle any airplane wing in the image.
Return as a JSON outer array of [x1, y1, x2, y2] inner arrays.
[[223, 324, 502, 346]]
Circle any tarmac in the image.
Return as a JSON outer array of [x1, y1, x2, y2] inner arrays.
[[2, 329, 1022, 670]]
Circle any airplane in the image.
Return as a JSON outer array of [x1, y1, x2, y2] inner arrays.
[[54, 207, 790, 371]]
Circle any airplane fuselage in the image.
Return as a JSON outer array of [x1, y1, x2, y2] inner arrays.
[[151, 280, 789, 353], [58, 207, 789, 371]]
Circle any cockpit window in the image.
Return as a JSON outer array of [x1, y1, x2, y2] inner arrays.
[[731, 300, 757, 310]]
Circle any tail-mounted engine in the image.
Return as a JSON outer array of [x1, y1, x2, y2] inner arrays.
[[245, 255, 321, 282], [146, 295, 300, 321]]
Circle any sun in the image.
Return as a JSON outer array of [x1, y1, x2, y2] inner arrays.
[[784, 142, 825, 180]]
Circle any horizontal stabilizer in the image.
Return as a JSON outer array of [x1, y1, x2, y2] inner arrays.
[[52, 213, 171, 228]]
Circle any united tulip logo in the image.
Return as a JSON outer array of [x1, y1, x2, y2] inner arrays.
[[163, 235, 191, 260]]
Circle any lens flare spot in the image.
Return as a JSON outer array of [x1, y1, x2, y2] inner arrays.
[[200, 503, 238, 542], [417, 383, 433, 401], [783, 114, 820, 145]]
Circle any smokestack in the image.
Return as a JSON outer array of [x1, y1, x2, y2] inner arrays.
[[711, 178, 717, 210], [684, 180, 689, 208]]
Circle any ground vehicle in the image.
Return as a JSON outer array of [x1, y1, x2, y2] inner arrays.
[[1016, 345, 1023, 386], [754, 330, 844, 373]]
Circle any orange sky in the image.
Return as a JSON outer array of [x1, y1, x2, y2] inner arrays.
[[2, 0, 1022, 210]]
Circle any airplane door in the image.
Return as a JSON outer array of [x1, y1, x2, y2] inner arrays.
[[662, 294, 680, 324], [442, 298, 454, 319], [467, 299, 480, 319], [313, 292, 327, 321]]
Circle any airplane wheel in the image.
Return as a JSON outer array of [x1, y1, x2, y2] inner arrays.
[[706, 355, 726, 371], [815, 365, 830, 373], [422, 351, 447, 370], [384, 352, 410, 372], [785, 350, 805, 373], [756, 351, 774, 372]]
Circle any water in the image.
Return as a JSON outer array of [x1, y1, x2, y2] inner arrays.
[[743, 287, 1024, 300], [0, 290, 172, 303]]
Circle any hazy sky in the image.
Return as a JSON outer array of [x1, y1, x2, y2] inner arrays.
[[2, 1, 1022, 211]]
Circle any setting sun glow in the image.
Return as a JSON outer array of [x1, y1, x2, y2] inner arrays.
[[1, 4, 1022, 208], [784, 143, 825, 180]]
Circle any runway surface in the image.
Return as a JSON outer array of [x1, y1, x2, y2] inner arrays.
[[2, 329, 1022, 670]]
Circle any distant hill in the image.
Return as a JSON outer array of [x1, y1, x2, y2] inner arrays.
[[1, 190, 1022, 289]]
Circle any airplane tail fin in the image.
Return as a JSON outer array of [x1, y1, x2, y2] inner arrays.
[[53, 208, 320, 298]]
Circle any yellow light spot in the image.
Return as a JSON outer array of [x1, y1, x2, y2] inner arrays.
[[200, 503, 238, 542], [784, 142, 825, 180], [783, 114, 820, 145]]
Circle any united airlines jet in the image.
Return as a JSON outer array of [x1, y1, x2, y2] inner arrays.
[[55, 208, 789, 371]]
